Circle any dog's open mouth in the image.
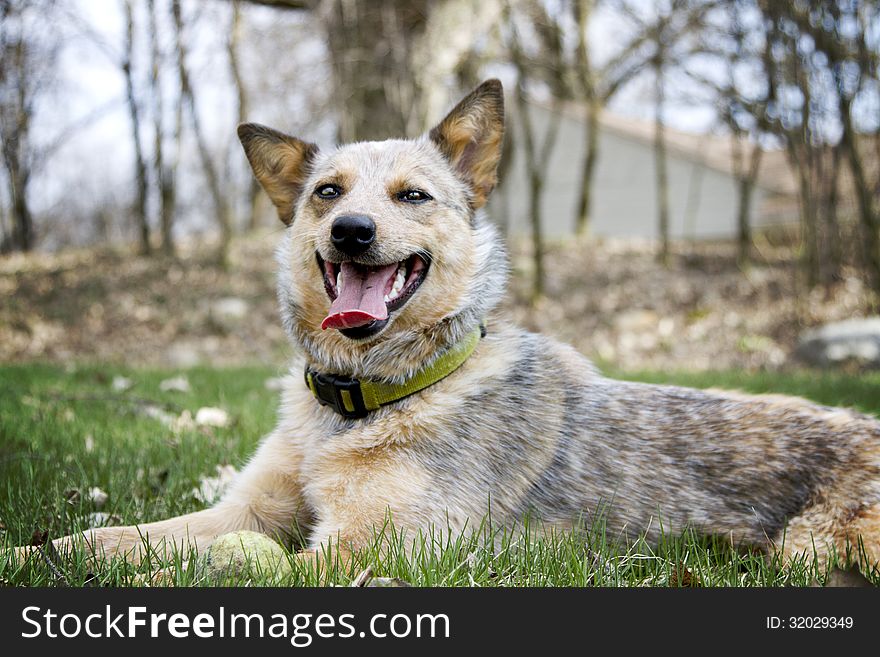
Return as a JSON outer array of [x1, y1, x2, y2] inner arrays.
[[316, 253, 430, 337]]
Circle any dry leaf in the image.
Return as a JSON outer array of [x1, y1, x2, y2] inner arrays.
[[159, 375, 191, 393], [195, 407, 230, 428], [112, 376, 133, 392], [192, 464, 238, 504]]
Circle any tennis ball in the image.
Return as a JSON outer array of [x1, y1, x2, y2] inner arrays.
[[205, 530, 292, 582]]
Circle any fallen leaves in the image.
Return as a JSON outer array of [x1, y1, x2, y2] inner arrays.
[[85, 512, 123, 528], [667, 562, 702, 587], [138, 403, 232, 432], [159, 375, 191, 393], [111, 376, 133, 392], [264, 377, 284, 391], [192, 464, 239, 504], [350, 566, 412, 587], [88, 487, 109, 509], [194, 407, 230, 428]]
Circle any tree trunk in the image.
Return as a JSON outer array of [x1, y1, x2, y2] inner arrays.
[[11, 169, 32, 251], [173, 0, 231, 266], [653, 60, 670, 266], [736, 144, 762, 268], [529, 170, 545, 302], [789, 144, 819, 288], [822, 144, 842, 279], [123, 0, 151, 255], [321, 0, 429, 142], [575, 96, 600, 238], [838, 93, 880, 293], [147, 0, 175, 256], [1, 140, 33, 251], [227, 0, 260, 231]]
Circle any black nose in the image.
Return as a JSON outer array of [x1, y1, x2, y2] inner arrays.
[[330, 214, 376, 256]]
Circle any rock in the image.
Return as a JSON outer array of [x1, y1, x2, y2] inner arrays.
[[796, 317, 880, 368], [210, 297, 250, 331], [205, 531, 291, 581]]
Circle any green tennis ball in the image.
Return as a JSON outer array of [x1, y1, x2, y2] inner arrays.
[[205, 530, 292, 582]]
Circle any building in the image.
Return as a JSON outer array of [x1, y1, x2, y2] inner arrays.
[[491, 101, 796, 240]]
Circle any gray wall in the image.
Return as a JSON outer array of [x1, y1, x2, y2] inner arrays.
[[490, 104, 765, 241]]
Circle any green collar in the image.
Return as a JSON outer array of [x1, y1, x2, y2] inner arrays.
[[304, 326, 484, 419]]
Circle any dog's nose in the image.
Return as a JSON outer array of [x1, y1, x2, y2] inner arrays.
[[330, 214, 376, 256]]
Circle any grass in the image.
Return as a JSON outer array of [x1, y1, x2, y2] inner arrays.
[[1, 362, 879, 587]]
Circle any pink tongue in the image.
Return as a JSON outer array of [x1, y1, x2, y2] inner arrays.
[[321, 262, 399, 330]]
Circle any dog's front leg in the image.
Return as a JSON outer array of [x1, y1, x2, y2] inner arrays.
[[64, 502, 264, 564], [14, 430, 311, 566]]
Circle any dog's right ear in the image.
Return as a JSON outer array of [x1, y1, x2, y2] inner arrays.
[[237, 123, 318, 225]]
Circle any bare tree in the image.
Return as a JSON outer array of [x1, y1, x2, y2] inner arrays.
[[505, 0, 567, 302], [695, 1, 768, 267], [122, 0, 151, 255], [0, 0, 60, 252], [754, 1, 879, 291], [147, 0, 178, 255], [172, 0, 232, 266], [652, 40, 671, 266], [572, 0, 651, 238], [227, 0, 260, 231], [822, 5, 880, 292], [619, 0, 715, 265], [725, 8, 765, 270]]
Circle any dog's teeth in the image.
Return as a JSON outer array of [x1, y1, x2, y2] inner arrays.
[[383, 294, 390, 303], [336, 270, 344, 293], [383, 263, 407, 304], [392, 269, 405, 292]]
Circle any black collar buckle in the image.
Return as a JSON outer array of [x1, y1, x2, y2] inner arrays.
[[304, 368, 369, 419]]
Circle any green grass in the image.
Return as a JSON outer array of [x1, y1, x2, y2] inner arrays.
[[1, 362, 878, 587]]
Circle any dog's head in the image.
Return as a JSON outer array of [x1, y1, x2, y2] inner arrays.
[[238, 79, 507, 380]]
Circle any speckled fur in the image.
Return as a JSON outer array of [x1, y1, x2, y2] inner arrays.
[[28, 81, 880, 573]]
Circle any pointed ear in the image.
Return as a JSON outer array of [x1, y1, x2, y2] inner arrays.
[[237, 123, 319, 225], [429, 79, 505, 209]]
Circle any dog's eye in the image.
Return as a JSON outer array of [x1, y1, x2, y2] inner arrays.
[[397, 189, 432, 204], [315, 184, 341, 199]]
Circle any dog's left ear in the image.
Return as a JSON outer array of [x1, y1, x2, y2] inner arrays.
[[237, 123, 319, 225], [429, 79, 504, 209]]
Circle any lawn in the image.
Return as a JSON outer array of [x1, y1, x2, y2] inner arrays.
[[2, 362, 879, 587]]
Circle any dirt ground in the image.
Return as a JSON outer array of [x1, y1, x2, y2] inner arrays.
[[1, 230, 874, 372]]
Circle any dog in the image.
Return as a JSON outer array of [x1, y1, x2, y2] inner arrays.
[[16, 79, 880, 575]]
